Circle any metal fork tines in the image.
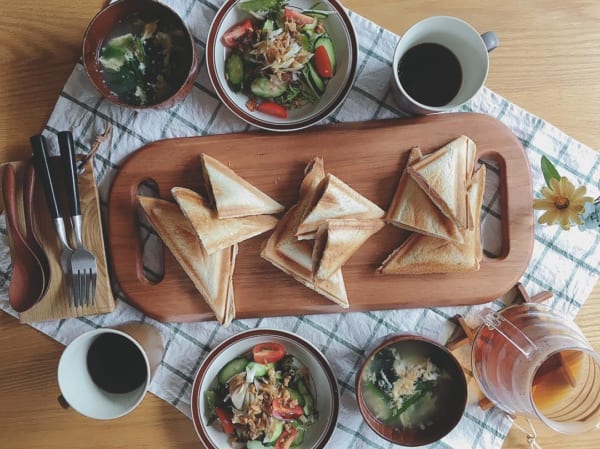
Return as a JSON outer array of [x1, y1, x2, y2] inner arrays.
[[55, 218, 76, 306], [59, 131, 97, 307], [70, 215, 97, 307]]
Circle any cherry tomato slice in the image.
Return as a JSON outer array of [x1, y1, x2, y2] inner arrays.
[[275, 427, 298, 449], [222, 19, 253, 48], [284, 7, 315, 25], [271, 398, 304, 420], [256, 102, 288, 119], [252, 342, 286, 363], [313, 45, 333, 79], [215, 407, 235, 434]]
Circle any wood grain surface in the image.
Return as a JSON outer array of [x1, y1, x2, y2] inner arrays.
[[0, 159, 115, 321], [108, 114, 533, 322], [1, 1, 599, 449]]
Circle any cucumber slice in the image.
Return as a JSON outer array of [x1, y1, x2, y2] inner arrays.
[[301, 19, 317, 31], [250, 77, 288, 98], [245, 362, 274, 382], [361, 382, 393, 421], [302, 10, 332, 19], [298, 33, 311, 51], [218, 358, 249, 385], [304, 28, 317, 42], [291, 427, 305, 447], [314, 36, 336, 72], [238, 0, 280, 13], [225, 53, 244, 87], [263, 418, 284, 443], [297, 380, 314, 416], [287, 387, 305, 407], [205, 389, 217, 417], [306, 62, 325, 94]]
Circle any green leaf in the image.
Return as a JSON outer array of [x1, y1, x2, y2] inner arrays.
[[238, 0, 284, 13], [541, 156, 561, 188], [393, 390, 426, 417], [103, 33, 135, 56], [415, 379, 436, 391]]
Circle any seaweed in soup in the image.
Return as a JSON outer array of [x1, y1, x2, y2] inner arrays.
[[99, 12, 191, 106]]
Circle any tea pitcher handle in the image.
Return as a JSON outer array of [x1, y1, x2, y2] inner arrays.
[[481, 308, 537, 359]]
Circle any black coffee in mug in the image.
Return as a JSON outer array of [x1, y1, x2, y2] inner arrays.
[[86, 333, 147, 394], [397, 43, 462, 107]]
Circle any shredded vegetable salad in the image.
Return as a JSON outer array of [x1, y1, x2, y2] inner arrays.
[[221, 0, 337, 118], [205, 342, 318, 449]]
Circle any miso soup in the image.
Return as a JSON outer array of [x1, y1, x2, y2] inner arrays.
[[360, 340, 459, 430], [99, 11, 192, 106]]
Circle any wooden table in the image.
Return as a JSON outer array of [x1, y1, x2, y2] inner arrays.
[[1, 1, 599, 448]]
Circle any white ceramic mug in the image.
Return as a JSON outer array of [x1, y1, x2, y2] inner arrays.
[[390, 16, 498, 115], [57, 323, 164, 420]]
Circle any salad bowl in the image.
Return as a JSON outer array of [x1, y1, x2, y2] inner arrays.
[[191, 329, 339, 449], [206, 0, 358, 131]]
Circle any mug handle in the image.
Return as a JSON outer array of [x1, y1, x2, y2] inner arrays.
[[481, 31, 499, 52], [57, 394, 70, 410]]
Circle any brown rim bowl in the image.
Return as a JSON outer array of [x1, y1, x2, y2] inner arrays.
[[356, 334, 468, 446], [191, 329, 339, 449], [82, 0, 199, 110], [206, 0, 358, 131]]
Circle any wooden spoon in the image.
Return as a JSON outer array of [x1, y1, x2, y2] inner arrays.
[[23, 161, 51, 298], [2, 164, 47, 312]]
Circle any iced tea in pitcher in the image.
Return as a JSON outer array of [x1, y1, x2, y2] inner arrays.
[[472, 303, 600, 434]]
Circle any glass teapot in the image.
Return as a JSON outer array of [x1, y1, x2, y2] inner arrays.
[[471, 303, 600, 434]]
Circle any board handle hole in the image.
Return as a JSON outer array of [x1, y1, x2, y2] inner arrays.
[[478, 155, 508, 260], [135, 179, 165, 284]]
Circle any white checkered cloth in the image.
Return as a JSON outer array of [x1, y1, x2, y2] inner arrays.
[[1, 1, 599, 448]]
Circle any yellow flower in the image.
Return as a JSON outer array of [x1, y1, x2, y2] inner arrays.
[[533, 177, 593, 230]]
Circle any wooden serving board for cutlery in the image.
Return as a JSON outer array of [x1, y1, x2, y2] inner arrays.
[[108, 113, 534, 323], [0, 159, 115, 322]]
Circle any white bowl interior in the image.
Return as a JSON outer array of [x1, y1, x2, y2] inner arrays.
[[194, 332, 338, 448], [210, 0, 355, 127]]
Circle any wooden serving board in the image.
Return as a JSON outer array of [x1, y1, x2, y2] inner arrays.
[[0, 159, 115, 322], [108, 113, 534, 323]]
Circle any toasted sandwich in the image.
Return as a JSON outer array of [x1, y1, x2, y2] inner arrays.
[[312, 218, 384, 281], [171, 187, 278, 254], [296, 173, 385, 239], [137, 196, 237, 326], [260, 158, 349, 308], [469, 165, 486, 261], [201, 153, 284, 218], [378, 163, 486, 275], [386, 147, 464, 243], [407, 136, 474, 229]]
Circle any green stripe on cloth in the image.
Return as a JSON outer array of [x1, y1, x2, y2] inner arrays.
[[337, 422, 388, 449], [534, 234, 600, 276], [464, 410, 509, 441], [302, 316, 364, 355], [353, 85, 403, 116], [160, 360, 194, 384], [60, 90, 149, 144]]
